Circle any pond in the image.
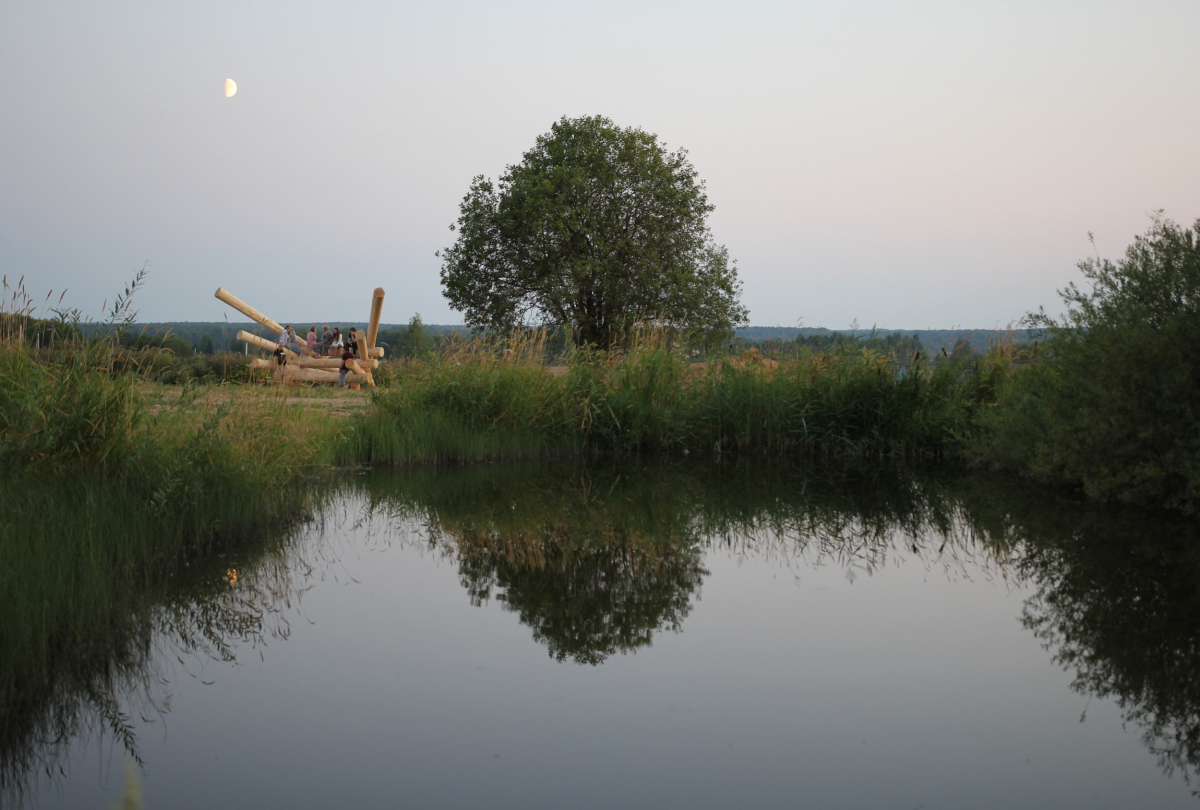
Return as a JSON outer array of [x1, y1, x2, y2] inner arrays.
[[6, 461, 1200, 808]]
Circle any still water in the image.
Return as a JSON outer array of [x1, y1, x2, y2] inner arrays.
[[9, 462, 1200, 807]]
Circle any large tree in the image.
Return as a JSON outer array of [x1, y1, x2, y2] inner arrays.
[[439, 115, 748, 348]]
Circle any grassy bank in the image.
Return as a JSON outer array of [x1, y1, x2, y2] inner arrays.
[[0, 328, 343, 795], [348, 333, 1009, 465], [347, 216, 1200, 513]]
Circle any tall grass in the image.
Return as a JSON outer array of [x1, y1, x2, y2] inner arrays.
[[350, 330, 1007, 464], [0, 277, 344, 798]]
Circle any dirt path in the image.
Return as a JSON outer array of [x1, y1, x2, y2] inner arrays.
[[138, 382, 372, 419]]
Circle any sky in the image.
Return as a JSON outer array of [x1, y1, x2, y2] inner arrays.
[[1, 1, 1197, 329]]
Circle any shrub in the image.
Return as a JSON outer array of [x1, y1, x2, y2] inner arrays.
[[977, 215, 1200, 510]]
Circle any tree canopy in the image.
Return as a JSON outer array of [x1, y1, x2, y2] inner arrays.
[[439, 115, 747, 349]]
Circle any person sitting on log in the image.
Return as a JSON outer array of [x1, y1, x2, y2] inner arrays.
[[306, 326, 317, 355], [339, 345, 355, 388], [317, 325, 332, 355], [330, 328, 343, 352], [278, 324, 306, 355], [347, 327, 360, 358]]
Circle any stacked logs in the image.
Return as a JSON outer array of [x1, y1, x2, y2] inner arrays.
[[215, 286, 386, 388]]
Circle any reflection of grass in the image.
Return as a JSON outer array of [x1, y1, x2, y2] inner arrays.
[[115, 761, 141, 810], [0, 341, 339, 798]]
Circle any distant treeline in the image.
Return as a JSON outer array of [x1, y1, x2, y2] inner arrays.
[[78, 320, 1033, 357], [74, 318, 471, 356]]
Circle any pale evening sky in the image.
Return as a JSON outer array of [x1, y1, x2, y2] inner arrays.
[[1, 1, 1197, 329]]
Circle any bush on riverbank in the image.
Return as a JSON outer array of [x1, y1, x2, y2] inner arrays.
[[975, 215, 1200, 511]]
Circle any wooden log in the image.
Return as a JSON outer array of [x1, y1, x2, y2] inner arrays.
[[368, 346, 384, 358], [361, 288, 384, 388], [289, 357, 378, 370], [237, 330, 300, 358], [215, 288, 283, 335], [218, 291, 314, 356], [366, 288, 385, 352], [283, 367, 370, 385], [250, 358, 273, 369]]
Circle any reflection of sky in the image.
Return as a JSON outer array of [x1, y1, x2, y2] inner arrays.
[[2, 2, 1198, 330], [37, 499, 1188, 808]]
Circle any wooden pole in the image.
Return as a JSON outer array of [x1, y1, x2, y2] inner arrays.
[[215, 288, 283, 335], [283, 367, 370, 384], [360, 287, 385, 388], [237, 329, 300, 358], [285, 356, 378, 370], [366, 288, 385, 352]]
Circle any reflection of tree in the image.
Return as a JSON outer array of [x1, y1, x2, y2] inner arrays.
[[366, 462, 994, 665], [12, 460, 1200, 803], [373, 463, 1200, 792], [455, 526, 706, 665]]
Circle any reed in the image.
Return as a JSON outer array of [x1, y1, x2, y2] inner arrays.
[[1, 274, 342, 791], [351, 332, 1003, 464]]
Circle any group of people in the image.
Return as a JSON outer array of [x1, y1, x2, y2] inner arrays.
[[275, 324, 366, 387]]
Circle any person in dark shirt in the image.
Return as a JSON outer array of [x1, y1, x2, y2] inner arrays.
[[346, 327, 360, 358], [339, 347, 355, 388]]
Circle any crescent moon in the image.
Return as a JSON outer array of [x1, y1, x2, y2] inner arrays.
[[225, 78, 237, 98]]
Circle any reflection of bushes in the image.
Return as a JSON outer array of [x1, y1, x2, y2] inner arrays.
[[370, 461, 1200, 790], [1011, 502, 1200, 790]]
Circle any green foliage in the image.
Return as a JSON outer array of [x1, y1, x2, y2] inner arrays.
[[377, 313, 434, 358], [135, 350, 258, 385], [977, 215, 1200, 510], [119, 331, 193, 356], [352, 336, 996, 464], [440, 115, 748, 349], [0, 341, 139, 470]]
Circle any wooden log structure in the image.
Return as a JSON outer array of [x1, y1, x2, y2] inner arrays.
[[292, 356, 378, 370], [238, 329, 380, 367], [217, 284, 385, 385], [283, 366, 371, 385], [238, 330, 300, 358], [216, 288, 314, 356], [253, 356, 373, 375]]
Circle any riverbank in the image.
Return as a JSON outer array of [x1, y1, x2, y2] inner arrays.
[[1, 344, 343, 781]]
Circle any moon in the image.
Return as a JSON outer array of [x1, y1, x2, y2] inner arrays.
[[224, 78, 237, 98]]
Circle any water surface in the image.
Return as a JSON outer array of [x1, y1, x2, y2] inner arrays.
[[9, 462, 1200, 808]]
